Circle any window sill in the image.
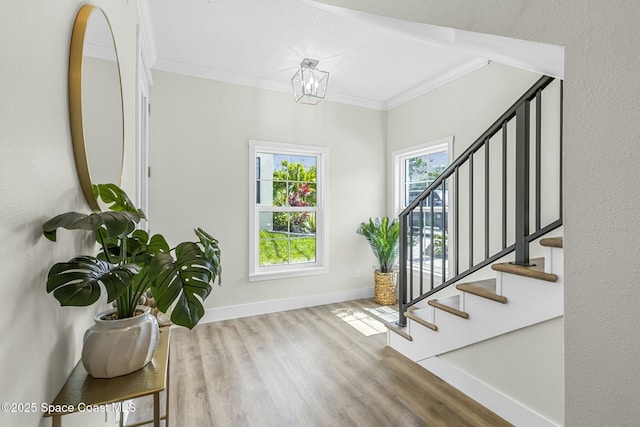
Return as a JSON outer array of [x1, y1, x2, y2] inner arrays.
[[249, 266, 329, 282]]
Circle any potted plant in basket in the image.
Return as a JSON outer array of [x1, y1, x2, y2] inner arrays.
[[356, 217, 400, 305], [42, 184, 222, 378]]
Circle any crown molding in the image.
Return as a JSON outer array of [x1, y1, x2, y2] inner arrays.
[[385, 58, 489, 110]]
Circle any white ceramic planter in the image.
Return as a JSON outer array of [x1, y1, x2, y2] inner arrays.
[[82, 305, 159, 378]]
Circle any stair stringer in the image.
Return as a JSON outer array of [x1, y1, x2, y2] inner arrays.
[[388, 246, 564, 362]]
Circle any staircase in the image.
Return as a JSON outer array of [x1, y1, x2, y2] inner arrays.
[[388, 237, 563, 360], [387, 237, 563, 426], [387, 75, 564, 426]]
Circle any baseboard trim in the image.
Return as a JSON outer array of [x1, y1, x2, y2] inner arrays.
[[420, 356, 562, 427], [200, 286, 374, 323]]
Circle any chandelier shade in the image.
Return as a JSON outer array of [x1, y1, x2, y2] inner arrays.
[[291, 58, 329, 105]]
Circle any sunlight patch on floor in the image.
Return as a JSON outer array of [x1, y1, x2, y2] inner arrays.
[[332, 308, 386, 336], [331, 306, 398, 336], [364, 306, 398, 323]]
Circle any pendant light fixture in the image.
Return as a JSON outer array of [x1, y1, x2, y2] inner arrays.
[[291, 58, 329, 105]]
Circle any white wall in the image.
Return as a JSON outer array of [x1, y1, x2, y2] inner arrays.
[[148, 70, 387, 314], [321, 0, 640, 424], [387, 63, 540, 158], [441, 318, 565, 425], [0, 1, 140, 426]]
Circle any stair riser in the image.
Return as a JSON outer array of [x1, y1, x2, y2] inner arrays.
[[461, 291, 505, 315], [545, 246, 564, 276], [500, 272, 564, 310], [462, 288, 562, 332]]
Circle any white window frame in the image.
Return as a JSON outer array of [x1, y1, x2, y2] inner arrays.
[[392, 136, 454, 216], [135, 22, 153, 230], [393, 137, 454, 278], [249, 140, 329, 281]]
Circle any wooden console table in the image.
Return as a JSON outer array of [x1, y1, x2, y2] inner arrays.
[[45, 326, 171, 427]]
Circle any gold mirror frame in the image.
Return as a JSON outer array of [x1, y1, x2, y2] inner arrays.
[[69, 4, 124, 212]]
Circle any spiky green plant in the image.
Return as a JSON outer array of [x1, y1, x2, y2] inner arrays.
[[356, 217, 400, 273], [42, 184, 221, 329]]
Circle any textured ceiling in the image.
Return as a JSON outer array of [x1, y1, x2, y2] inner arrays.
[[143, 0, 562, 110]]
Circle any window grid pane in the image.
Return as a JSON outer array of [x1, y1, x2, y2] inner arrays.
[[256, 150, 319, 267], [258, 211, 316, 266], [403, 150, 448, 207]]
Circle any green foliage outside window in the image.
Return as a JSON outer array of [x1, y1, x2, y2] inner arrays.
[[272, 160, 317, 233], [407, 156, 445, 184], [261, 159, 318, 266], [259, 230, 316, 265]]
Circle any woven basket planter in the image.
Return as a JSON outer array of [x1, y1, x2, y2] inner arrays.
[[374, 270, 397, 305]]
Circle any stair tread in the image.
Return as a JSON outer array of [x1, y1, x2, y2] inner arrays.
[[491, 257, 558, 282], [405, 307, 438, 331], [540, 237, 563, 248], [385, 321, 412, 341], [456, 279, 507, 303], [428, 295, 469, 319]]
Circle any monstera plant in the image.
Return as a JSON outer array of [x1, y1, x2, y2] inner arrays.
[[42, 184, 221, 329]]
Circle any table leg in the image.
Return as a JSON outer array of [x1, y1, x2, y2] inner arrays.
[[52, 415, 61, 427], [166, 349, 170, 427], [153, 392, 160, 427]]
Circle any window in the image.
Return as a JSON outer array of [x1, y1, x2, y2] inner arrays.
[[393, 137, 453, 275], [249, 140, 329, 281], [393, 137, 453, 214]]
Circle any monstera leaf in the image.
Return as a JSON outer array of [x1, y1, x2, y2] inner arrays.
[[93, 183, 146, 218], [195, 227, 222, 285], [148, 242, 216, 329], [95, 229, 171, 268], [148, 234, 170, 255], [46, 256, 139, 306], [43, 210, 141, 242]]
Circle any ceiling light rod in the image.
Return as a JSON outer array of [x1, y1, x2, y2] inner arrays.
[[291, 58, 329, 105]]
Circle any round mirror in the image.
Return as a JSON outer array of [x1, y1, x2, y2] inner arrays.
[[69, 5, 124, 211]]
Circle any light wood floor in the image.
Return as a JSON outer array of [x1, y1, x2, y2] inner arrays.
[[129, 298, 512, 427]]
